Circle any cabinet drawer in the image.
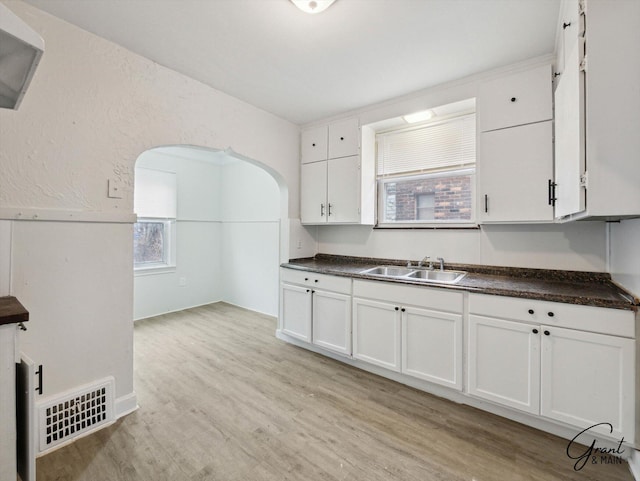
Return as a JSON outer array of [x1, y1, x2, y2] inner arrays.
[[478, 64, 552, 132], [280, 268, 351, 294], [469, 293, 634, 338], [301, 125, 328, 164], [328, 118, 359, 159], [353, 280, 463, 313]]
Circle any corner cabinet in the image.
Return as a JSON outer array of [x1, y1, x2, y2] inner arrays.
[[468, 293, 635, 441], [279, 268, 352, 356], [300, 118, 375, 225], [477, 64, 554, 223], [554, 0, 640, 221]]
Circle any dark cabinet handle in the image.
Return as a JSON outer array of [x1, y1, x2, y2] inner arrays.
[[306, 289, 310, 293], [340, 137, 344, 141], [36, 364, 43, 395], [544, 330, 550, 336], [563, 22, 571, 29], [328, 203, 332, 216], [484, 194, 488, 213], [510, 97, 517, 102], [394, 307, 399, 311], [312, 143, 316, 147], [548, 312, 554, 317], [528, 309, 534, 315], [532, 328, 539, 334], [548, 179, 557, 206], [314, 279, 319, 283], [401, 308, 406, 312], [304, 277, 309, 281]]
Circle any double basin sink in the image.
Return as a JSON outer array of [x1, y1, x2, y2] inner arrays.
[[360, 265, 466, 284]]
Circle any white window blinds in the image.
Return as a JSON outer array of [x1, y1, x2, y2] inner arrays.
[[377, 113, 476, 177], [134, 168, 177, 218]]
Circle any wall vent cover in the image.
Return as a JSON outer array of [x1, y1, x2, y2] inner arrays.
[[38, 378, 114, 452]]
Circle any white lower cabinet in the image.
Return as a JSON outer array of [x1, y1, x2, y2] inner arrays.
[[279, 269, 352, 356], [468, 315, 540, 413], [540, 326, 634, 440], [280, 283, 312, 342], [468, 293, 635, 441], [312, 290, 352, 355], [352, 298, 401, 372], [353, 280, 463, 387]]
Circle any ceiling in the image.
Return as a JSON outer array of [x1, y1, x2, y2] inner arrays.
[[23, 0, 561, 125]]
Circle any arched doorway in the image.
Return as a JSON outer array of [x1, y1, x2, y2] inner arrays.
[[132, 145, 288, 320]]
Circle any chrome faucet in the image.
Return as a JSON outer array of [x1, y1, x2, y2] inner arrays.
[[418, 256, 433, 269], [437, 257, 444, 271]]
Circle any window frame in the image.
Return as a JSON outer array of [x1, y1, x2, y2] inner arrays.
[[375, 110, 477, 229], [133, 217, 177, 275]]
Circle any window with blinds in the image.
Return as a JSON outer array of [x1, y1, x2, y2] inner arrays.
[[376, 112, 476, 226], [133, 167, 177, 270]]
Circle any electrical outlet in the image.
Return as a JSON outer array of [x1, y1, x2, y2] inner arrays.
[[179, 277, 187, 287], [297, 240, 302, 249]]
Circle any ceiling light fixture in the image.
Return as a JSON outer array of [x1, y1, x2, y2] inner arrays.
[[403, 109, 436, 124], [290, 0, 337, 14]]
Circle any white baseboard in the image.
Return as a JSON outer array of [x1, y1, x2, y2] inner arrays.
[[629, 449, 640, 480], [115, 391, 138, 419]]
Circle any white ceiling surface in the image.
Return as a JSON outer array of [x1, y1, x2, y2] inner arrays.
[[23, 0, 560, 125]]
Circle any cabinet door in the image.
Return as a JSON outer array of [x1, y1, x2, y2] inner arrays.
[[312, 290, 352, 356], [300, 161, 328, 224], [468, 315, 540, 414], [352, 298, 401, 372], [280, 283, 312, 342], [328, 118, 359, 159], [479, 121, 553, 223], [478, 64, 552, 132], [402, 307, 463, 390], [540, 326, 634, 440], [554, 37, 586, 219], [301, 125, 328, 164], [327, 156, 360, 224]]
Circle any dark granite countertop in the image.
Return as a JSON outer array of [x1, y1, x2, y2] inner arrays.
[[282, 254, 639, 311], [0, 296, 29, 326]]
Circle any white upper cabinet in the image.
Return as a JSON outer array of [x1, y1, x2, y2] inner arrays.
[[301, 125, 328, 164], [328, 118, 359, 159], [478, 64, 552, 132], [300, 117, 375, 225], [554, 0, 640, 221], [477, 64, 554, 223]]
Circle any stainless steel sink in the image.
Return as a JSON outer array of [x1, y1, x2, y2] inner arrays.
[[359, 265, 466, 284], [360, 266, 416, 277], [406, 269, 466, 284]]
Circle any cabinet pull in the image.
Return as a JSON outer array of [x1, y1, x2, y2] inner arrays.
[[306, 289, 310, 293], [304, 277, 309, 281], [394, 307, 399, 311], [544, 330, 550, 336], [340, 137, 344, 141], [563, 21, 571, 29], [314, 279, 319, 283], [320, 203, 325, 216], [548, 179, 557, 206], [312, 143, 316, 147], [328, 203, 332, 216], [547, 311, 554, 317], [532, 328, 539, 334], [484, 194, 488, 213], [510, 97, 517, 102], [401, 308, 406, 312], [528, 309, 534, 315], [36, 364, 43, 395]]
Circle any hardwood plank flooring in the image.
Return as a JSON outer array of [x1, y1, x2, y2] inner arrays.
[[36, 302, 634, 481]]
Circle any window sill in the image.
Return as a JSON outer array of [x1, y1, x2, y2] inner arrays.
[[134, 264, 177, 276], [374, 223, 480, 230]]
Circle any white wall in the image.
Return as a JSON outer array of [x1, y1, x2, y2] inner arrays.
[[133, 150, 223, 320], [220, 161, 280, 315], [610, 219, 640, 298], [0, 1, 298, 417]]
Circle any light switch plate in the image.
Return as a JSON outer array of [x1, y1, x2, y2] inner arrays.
[[108, 179, 123, 199]]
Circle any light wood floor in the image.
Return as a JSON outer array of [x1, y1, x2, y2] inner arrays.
[[37, 302, 633, 481]]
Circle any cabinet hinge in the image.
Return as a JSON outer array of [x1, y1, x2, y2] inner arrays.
[[579, 0, 586, 15], [579, 55, 587, 73], [580, 171, 588, 188]]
